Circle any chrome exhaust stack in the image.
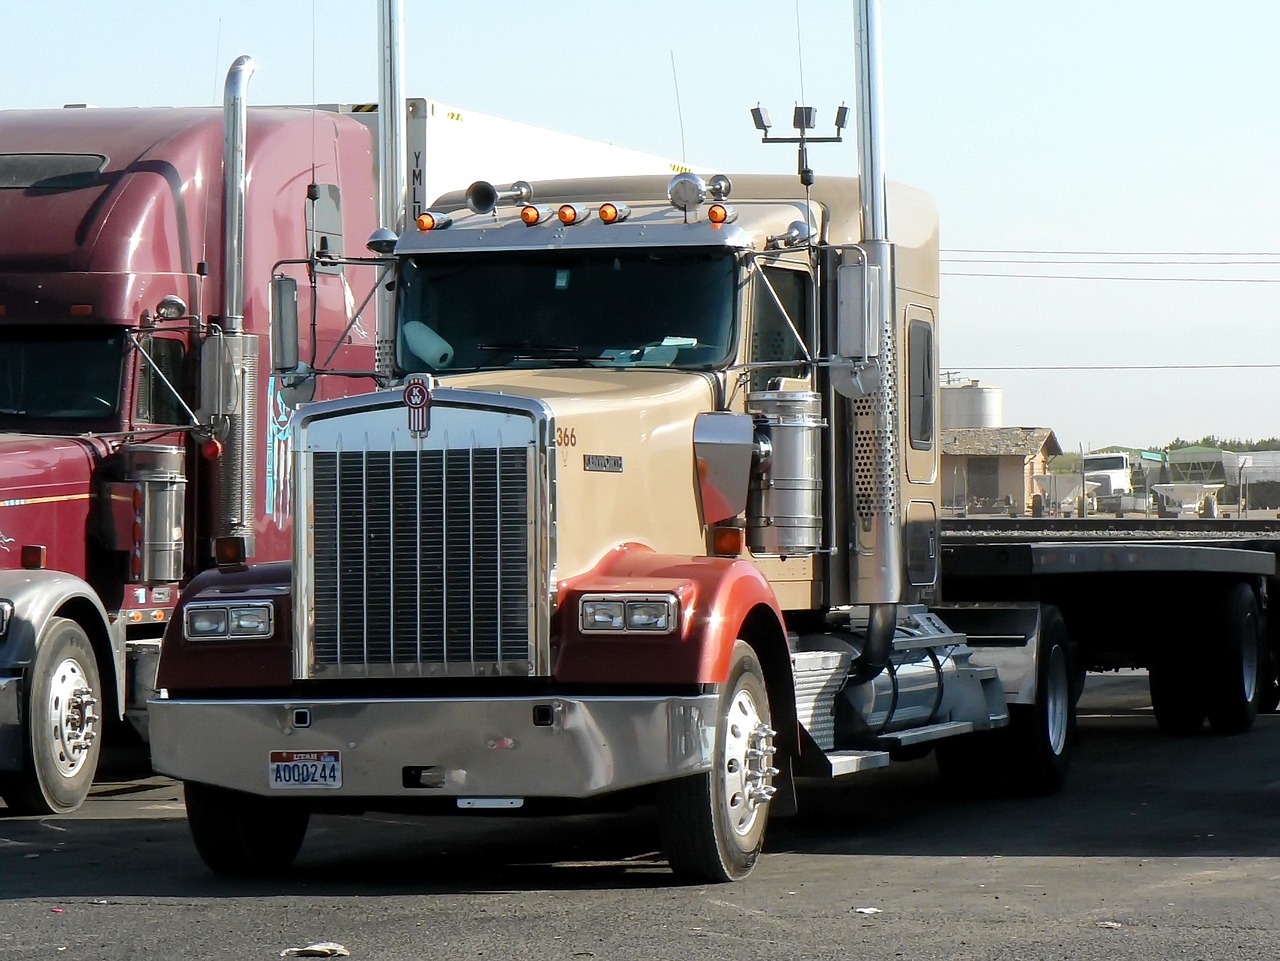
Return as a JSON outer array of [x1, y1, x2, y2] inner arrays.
[[845, 0, 899, 675], [204, 55, 260, 555], [375, 0, 406, 380]]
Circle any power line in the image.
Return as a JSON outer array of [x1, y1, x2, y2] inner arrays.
[[942, 247, 1280, 257], [942, 271, 1280, 283], [953, 363, 1280, 371], [942, 257, 1280, 266]]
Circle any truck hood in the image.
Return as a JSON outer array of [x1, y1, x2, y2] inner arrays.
[[440, 368, 719, 577], [0, 432, 111, 573]]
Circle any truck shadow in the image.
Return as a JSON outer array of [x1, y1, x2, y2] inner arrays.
[[4, 680, 1279, 899]]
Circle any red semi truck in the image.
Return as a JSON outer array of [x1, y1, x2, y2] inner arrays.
[[0, 58, 382, 814]]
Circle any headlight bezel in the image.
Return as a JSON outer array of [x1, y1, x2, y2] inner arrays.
[[183, 600, 274, 641], [579, 593, 679, 635], [0, 599, 13, 638]]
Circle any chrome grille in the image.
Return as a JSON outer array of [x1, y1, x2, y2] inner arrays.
[[310, 445, 531, 675]]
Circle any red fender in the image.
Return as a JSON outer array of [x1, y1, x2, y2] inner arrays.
[[553, 543, 788, 685]]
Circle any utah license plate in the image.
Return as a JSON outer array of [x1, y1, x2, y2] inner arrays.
[[268, 750, 342, 789]]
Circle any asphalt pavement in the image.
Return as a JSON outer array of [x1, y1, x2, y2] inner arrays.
[[2, 672, 1279, 961]]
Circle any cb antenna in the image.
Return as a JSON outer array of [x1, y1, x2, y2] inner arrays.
[[670, 51, 687, 165]]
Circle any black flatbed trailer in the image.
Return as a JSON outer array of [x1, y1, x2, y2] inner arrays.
[[937, 517, 1280, 727]]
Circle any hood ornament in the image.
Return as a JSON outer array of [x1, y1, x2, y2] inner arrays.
[[404, 374, 433, 435]]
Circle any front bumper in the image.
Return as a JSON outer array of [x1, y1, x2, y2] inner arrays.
[[148, 693, 716, 800]]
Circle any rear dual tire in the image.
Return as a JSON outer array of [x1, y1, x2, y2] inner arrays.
[[1149, 582, 1262, 736]]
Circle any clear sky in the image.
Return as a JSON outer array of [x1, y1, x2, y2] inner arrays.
[[7, 1, 1279, 453]]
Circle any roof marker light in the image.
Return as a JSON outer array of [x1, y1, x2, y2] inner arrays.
[[707, 204, 737, 225], [521, 204, 556, 226], [558, 204, 591, 225], [415, 211, 453, 231], [598, 202, 631, 224]]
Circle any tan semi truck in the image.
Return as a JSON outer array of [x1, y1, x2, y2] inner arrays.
[[147, 0, 1276, 882]]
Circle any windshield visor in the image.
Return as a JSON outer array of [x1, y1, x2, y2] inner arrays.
[[395, 247, 739, 373]]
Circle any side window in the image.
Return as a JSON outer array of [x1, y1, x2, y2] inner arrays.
[[750, 265, 810, 392], [908, 318, 934, 450], [136, 334, 189, 425]]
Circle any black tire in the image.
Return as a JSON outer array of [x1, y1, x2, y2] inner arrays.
[[0, 618, 103, 815], [184, 781, 310, 876], [936, 605, 1074, 796], [1206, 582, 1263, 735], [658, 640, 775, 883], [1006, 605, 1075, 795]]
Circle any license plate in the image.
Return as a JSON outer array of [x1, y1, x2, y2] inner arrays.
[[269, 750, 342, 789]]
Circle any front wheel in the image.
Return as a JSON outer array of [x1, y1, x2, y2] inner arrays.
[[0, 618, 103, 815], [658, 640, 776, 882], [183, 782, 310, 876]]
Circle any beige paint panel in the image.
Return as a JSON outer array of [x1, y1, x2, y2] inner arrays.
[[443, 368, 716, 579]]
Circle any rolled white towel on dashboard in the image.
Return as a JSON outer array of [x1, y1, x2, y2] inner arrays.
[[402, 322, 454, 368]]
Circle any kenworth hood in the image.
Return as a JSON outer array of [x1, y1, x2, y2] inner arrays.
[[440, 368, 718, 578]]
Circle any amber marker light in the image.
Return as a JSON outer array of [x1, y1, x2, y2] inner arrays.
[[711, 526, 745, 556], [598, 202, 631, 224], [707, 203, 736, 225], [521, 205, 541, 225], [70, 304, 94, 317], [558, 204, 590, 225], [415, 211, 452, 231], [20, 545, 47, 570]]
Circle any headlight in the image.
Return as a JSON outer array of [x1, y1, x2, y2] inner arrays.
[[184, 601, 274, 640], [579, 594, 678, 635], [0, 599, 12, 637]]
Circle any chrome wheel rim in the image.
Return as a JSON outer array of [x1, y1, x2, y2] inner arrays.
[[1045, 645, 1069, 756], [721, 686, 776, 839], [46, 657, 98, 779]]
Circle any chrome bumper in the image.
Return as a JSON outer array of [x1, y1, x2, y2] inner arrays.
[[148, 693, 716, 799], [0, 674, 23, 771]]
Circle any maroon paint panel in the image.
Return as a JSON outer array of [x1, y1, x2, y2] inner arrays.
[[0, 434, 110, 575], [553, 543, 787, 686], [0, 104, 380, 602], [155, 561, 294, 692]]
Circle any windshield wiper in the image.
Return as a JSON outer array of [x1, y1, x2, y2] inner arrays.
[[478, 342, 580, 356]]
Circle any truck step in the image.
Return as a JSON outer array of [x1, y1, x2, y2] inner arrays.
[[877, 720, 974, 748], [820, 750, 892, 777]]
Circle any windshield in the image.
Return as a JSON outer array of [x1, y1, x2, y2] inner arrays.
[[1084, 455, 1127, 471], [0, 326, 126, 426], [395, 247, 739, 373]]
